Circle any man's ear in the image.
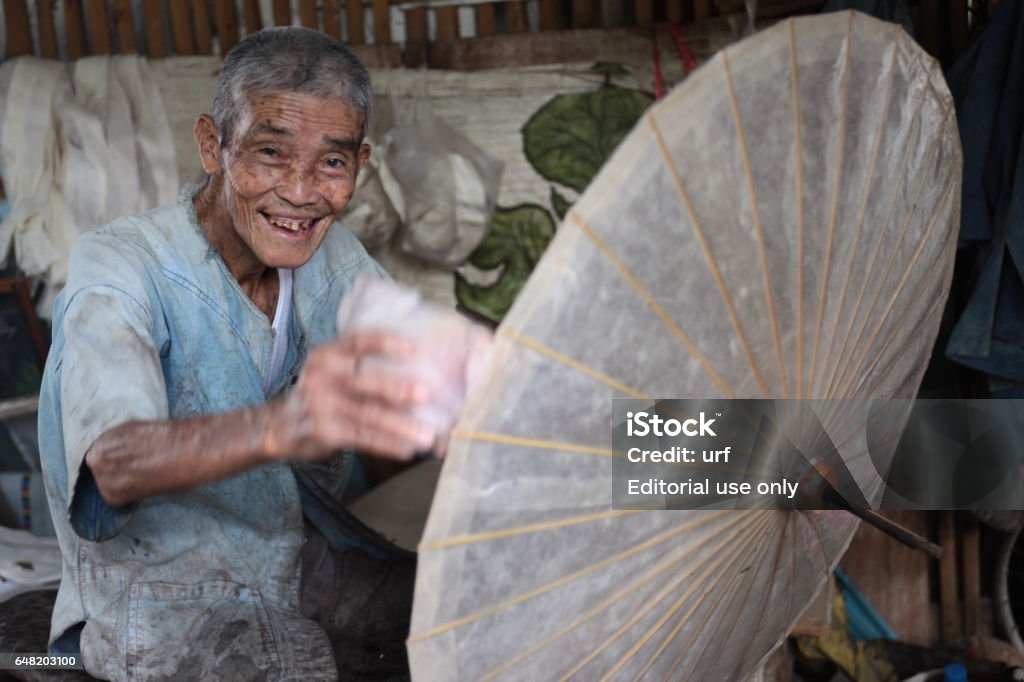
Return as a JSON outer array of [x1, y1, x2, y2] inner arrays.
[[358, 143, 371, 172], [194, 115, 223, 175]]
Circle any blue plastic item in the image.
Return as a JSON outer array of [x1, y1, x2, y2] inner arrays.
[[944, 662, 968, 682], [834, 566, 897, 641]]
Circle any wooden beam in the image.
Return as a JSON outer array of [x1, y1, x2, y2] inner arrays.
[[273, 0, 291, 26], [666, 0, 685, 22], [243, 0, 263, 33], [505, 1, 528, 32], [538, 0, 562, 30], [193, 0, 213, 54], [572, 0, 594, 28], [347, 0, 366, 44], [600, 0, 623, 26], [4, 0, 34, 57], [170, 0, 195, 54], [142, 0, 167, 57], [371, 0, 390, 44], [962, 514, 981, 636], [37, 0, 60, 58], [299, 0, 318, 28], [694, 0, 712, 20], [87, 0, 114, 54], [405, 7, 427, 42], [110, 0, 136, 54], [65, 0, 89, 59], [475, 3, 496, 36], [215, 0, 241, 54], [435, 6, 458, 40], [323, 0, 342, 38]]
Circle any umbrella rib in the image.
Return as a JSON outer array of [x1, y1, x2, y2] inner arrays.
[[418, 510, 639, 553], [479, 512, 754, 682], [566, 512, 773, 682], [644, 110, 767, 398], [568, 212, 736, 398], [722, 50, 790, 399], [631, 512, 775, 682], [806, 12, 854, 397], [817, 31, 899, 397], [451, 430, 612, 457], [836, 177, 957, 397], [789, 19, 806, 398], [499, 327, 649, 399], [803, 512, 833, 571], [732, 511, 792, 677], [819, 112, 924, 397], [406, 510, 732, 644]]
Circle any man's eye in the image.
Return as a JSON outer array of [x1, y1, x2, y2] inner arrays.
[[325, 158, 345, 169], [259, 147, 278, 157]]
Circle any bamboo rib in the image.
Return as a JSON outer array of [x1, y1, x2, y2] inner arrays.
[[722, 50, 790, 399], [499, 328, 648, 400], [817, 32, 900, 397], [804, 511, 834, 572], [480, 512, 758, 682], [598, 512, 774, 681], [806, 13, 854, 396], [789, 20, 806, 399], [419, 510, 639, 553], [645, 110, 768, 398], [557, 512, 773, 681], [407, 511, 733, 644], [450, 430, 611, 457], [569, 212, 736, 398]]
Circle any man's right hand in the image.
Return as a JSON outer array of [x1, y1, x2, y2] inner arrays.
[[265, 331, 436, 463]]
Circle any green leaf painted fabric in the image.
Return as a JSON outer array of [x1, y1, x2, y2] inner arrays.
[[456, 204, 555, 322], [550, 187, 573, 221], [522, 85, 654, 193]]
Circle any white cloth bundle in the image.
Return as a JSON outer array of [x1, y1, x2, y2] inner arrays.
[[336, 275, 492, 435], [0, 55, 178, 318]]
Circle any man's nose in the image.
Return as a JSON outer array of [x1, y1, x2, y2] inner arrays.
[[276, 164, 319, 207]]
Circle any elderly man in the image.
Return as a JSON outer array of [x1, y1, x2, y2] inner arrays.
[[39, 28, 434, 681]]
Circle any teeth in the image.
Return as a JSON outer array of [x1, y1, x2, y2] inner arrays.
[[267, 216, 314, 231]]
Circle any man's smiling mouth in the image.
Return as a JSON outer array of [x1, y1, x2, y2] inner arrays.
[[261, 212, 320, 233]]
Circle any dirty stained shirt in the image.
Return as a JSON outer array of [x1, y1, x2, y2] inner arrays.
[[37, 194, 384, 681]]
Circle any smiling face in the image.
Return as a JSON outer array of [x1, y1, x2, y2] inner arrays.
[[194, 91, 370, 275]]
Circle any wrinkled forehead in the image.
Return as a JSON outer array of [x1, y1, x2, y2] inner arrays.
[[232, 89, 366, 148]]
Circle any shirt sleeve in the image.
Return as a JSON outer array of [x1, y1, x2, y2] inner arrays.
[[59, 283, 168, 541]]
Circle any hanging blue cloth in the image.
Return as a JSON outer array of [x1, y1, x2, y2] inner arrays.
[[945, 0, 1024, 384]]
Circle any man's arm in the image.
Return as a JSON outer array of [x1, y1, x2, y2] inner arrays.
[[86, 332, 436, 507]]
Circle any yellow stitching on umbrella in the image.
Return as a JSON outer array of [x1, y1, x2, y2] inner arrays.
[[479, 511, 756, 682], [645, 110, 765, 398], [819, 29, 900, 397], [568, 212, 736, 398], [406, 510, 733, 644], [499, 328, 649, 400], [807, 12, 853, 396], [789, 19, 806, 398], [722, 50, 789, 399], [417, 510, 639, 552]]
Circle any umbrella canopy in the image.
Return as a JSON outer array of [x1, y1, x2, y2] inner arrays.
[[409, 12, 961, 680]]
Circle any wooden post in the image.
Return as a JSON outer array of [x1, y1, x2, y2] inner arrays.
[[667, 0, 684, 23], [142, 0, 167, 58], [939, 510, 961, 641], [4, 0, 34, 57], [111, 0, 137, 54], [539, 0, 562, 30], [635, 0, 654, 28], [299, 0, 319, 29], [243, 0, 263, 33], [694, 0, 711, 20], [170, 1, 195, 55], [347, 0, 366, 44], [475, 4, 496, 36], [87, 0, 114, 54], [323, 0, 342, 38], [37, 0, 60, 58], [962, 514, 981, 636], [436, 6, 459, 40], [214, 0, 240, 54], [600, 0, 623, 26], [65, 0, 90, 59], [193, 0, 214, 54], [273, 0, 292, 26], [372, 0, 391, 44], [505, 1, 528, 32]]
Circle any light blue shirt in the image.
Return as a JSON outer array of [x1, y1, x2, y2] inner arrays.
[[38, 193, 384, 681]]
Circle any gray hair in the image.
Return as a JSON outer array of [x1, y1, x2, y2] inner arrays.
[[211, 27, 373, 147]]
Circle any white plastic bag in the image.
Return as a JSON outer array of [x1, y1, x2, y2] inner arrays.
[[336, 275, 492, 435]]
